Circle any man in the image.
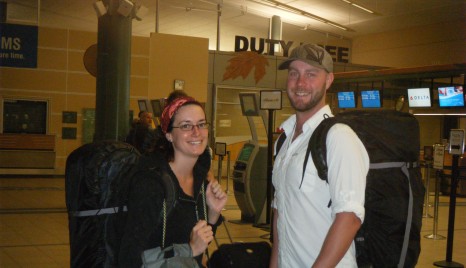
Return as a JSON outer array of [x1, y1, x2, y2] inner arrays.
[[138, 111, 154, 129], [270, 44, 369, 267]]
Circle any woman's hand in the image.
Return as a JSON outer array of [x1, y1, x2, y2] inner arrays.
[[206, 180, 227, 224], [189, 220, 213, 256]]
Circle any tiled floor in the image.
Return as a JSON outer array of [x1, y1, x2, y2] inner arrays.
[[0, 176, 465, 267]]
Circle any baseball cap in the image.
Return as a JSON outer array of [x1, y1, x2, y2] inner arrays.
[[278, 44, 333, 73]]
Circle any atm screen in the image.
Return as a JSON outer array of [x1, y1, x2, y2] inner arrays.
[[238, 144, 254, 162]]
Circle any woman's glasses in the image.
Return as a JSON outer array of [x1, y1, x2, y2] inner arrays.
[[172, 122, 210, 131]]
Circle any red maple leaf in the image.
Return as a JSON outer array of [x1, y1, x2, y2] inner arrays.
[[223, 51, 269, 84]]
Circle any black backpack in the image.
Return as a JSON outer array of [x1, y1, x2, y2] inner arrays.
[[276, 110, 424, 268], [66, 141, 180, 268], [65, 141, 141, 268]]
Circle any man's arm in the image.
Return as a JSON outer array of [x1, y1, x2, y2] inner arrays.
[[269, 208, 279, 268], [312, 212, 361, 268]]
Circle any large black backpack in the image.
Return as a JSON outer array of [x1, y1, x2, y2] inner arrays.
[[276, 110, 424, 268], [65, 141, 141, 268], [66, 141, 180, 268]]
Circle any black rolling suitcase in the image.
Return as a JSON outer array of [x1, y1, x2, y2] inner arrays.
[[208, 216, 271, 268]]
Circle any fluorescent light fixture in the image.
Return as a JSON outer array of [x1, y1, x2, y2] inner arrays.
[[340, 0, 381, 15], [326, 22, 347, 31], [352, 3, 374, 14], [248, 0, 355, 32], [412, 113, 466, 116]]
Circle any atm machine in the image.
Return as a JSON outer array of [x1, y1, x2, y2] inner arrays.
[[232, 93, 268, 224], [233, 141, 267, 223]]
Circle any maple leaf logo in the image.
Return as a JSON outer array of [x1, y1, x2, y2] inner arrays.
[[223, 51, 269, 84]]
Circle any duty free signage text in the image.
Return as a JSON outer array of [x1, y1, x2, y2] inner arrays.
[[234, 35, 349, 63]]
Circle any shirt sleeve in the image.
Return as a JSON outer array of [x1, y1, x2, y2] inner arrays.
[[326, 123, 369, 223]]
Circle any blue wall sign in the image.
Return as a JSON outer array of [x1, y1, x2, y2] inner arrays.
[[0, 23, 38, 68]]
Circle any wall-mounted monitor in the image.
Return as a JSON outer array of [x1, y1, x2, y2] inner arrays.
[[2, 99, 48, 134], [361, 90, 381, 108], [239, 93, 259, 116], [438, 86, 464, 108], [337, 91, 356, 108], [138, 99, 149, 112], [407, 88, 431, 107], [150, 99, 163, 117]]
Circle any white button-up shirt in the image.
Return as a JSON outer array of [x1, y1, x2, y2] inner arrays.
[[272, 105, 369, 267]]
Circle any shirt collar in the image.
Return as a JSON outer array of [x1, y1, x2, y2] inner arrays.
[[280, 105, 333, 137]]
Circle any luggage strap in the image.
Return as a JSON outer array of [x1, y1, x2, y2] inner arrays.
[[71, 206, 127, 217], [370, 161, 416, 268]]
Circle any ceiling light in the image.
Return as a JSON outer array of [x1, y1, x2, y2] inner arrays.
[[352, 3, 374, 14], [93, 1, 107, 17], [302, 24, 350, 40], [117, 0, 134, 17], [412, 113, 466, 116], [340, 0, 381, 15], [248, 0, 355, 32], [134, 4, 149, 20], [326, 22, 347, 31]]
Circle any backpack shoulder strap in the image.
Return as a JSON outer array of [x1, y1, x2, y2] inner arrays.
[[147, 167, 178, 228], [276, 114, 339, 188], [300, 114, 338, 188], [275, 132, 287, 157], [160, 172, 177, 217], [153, 170, 178, 248]]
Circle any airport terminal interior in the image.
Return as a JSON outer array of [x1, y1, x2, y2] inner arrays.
[[1, 0, 466, 267]]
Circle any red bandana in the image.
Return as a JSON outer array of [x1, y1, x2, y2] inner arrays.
[[161, 97, 196, 134]]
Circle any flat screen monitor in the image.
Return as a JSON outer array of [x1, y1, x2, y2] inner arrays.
[[438, 86, 464, 107], [138, 100, 149, 112], [237, 143, 255, 162], [361, 90, 381, 108], [337, 91, 356, 108], [239, 93, 259, 116], [150, 99, 163, 117], [408, 88, 431, 107], [2, 99, 48, 134]]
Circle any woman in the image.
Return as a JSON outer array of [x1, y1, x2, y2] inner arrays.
[[119, 96, 227, 267]]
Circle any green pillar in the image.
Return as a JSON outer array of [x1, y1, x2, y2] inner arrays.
[[94, 0, 132, 142]]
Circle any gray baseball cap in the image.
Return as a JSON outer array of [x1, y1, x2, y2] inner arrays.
[[278, 44, 333, 73]]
